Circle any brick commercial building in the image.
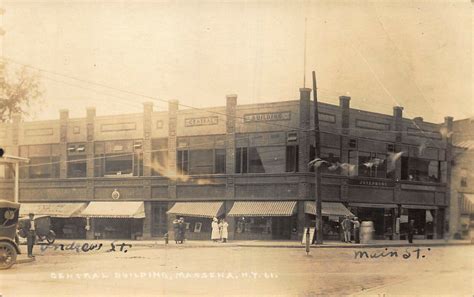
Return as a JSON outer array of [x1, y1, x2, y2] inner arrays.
[[0, 88, 454, 241], [450, 118, 474, 239]]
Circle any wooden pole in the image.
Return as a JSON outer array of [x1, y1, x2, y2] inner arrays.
[[312, 71, 323, 244]]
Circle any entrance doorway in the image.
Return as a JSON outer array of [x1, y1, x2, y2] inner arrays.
[[151, 202, 168, 237]]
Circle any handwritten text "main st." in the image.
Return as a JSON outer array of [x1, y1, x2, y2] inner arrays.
[[354, 248, 431, 260], [40, 242, 132, 253]]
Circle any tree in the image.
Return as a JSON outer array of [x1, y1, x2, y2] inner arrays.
[[0, 62, 44, 122]]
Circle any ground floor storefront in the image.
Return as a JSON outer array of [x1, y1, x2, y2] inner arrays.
[[18, 200, 446, 241]]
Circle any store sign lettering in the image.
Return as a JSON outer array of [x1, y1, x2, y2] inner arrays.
[[349, 179, 395, 187], [243, 112, 291, 122], [185, 116, 219, 127]]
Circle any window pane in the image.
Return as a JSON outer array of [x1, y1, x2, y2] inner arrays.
[[249, 146, 285, 173], [285, 145, 298, 172], [68, 155, 87, 178], [29, 157, 52, 178], [235, 148, 242, 173], [94, 155, 105, 177], [189, 149, 214, 174], [321, 147, 341, 174], [133, 152, 143, 177], [215, 149, 226, 174], [105, 154, 133, 176], [405, 157, 440, 182], [151, 151, 168, 176], [177, 150, 189, 175]]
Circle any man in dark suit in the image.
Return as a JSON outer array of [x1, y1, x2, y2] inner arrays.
[[24, 213, 36, 258], [407, 219, 415, 244]]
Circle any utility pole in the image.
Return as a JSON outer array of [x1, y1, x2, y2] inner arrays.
[[312, 71, 323, 244]]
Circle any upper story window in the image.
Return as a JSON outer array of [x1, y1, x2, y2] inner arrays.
[[19, 144, 60, 179], [176, 135, 226, 175], [310, 146, 341, 174], [67, 143, 87, 178], [235, 132, 298, 174], [94, 140, 142, 177], [401, 156, 445, 183], [348, 150, 387, 178]]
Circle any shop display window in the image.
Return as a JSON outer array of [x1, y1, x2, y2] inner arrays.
[[235, 217, 272, 234]]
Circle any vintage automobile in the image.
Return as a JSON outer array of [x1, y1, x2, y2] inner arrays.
[[0, 199, 22, 269], [18, 215, 56, 244]]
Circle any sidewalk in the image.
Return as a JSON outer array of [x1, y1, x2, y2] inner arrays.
[[28, 238, 473, 249]]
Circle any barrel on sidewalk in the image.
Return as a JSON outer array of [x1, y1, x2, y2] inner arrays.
[[360, 221, 374, 244]]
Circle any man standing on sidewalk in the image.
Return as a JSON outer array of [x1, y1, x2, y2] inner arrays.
[[407, 219, 415, 244], [24, 213, 36, 258], [352, 217, 360, 244], [342, 216, 352, 243]]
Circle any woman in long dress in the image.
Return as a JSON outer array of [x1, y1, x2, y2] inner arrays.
[[211, 217, 220, 242], [220, 219, 229, 243]]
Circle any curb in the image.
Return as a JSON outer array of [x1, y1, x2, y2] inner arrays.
[[112, 242, 473, 249]]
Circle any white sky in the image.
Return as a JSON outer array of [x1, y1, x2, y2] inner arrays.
[[2, 0, 473, 123]]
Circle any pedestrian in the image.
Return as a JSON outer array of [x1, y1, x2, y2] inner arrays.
[[352, 217, 360, 244], [178, 217, 186, 244], [408, 219, 415, 244], [172, 218, 180, 244], [219, 218, 229, 243], [211, 217, 220, 242], [341, 216, 352, 243], [24, 213, 36, 258]]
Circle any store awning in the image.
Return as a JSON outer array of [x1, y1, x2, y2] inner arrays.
[[304, 201, 354, 217], [402, 204, 438, 210], [80, 201, 145, 218], [167, 202, 225, 218], [19, 203, 87, 218], [460, 194, 474, 214], [349, 203, 398, 209], [227, 201, 297, 217]]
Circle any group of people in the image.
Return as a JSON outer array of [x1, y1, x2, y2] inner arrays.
[[211, 217, 228, 243], [172, 217, 186, 244], [341, 216, 361, 244]]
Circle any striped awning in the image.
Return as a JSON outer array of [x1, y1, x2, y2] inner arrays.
[[19, 203, 87, 218], [227, 201, 297, 217], [349, 203, 398, 209], [460, 194, 474, 214], [304, 201, 354, 217], [167, 202, 225, 218], [80, 201, 145, 218], [402, 204, 438, 210]]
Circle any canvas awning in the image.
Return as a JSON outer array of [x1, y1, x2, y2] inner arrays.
[[167, 202, 225, 218], [19, 203, 87, 218], [304, 201, 354, 217], [80, 201, 145, 218], [349, 203, 398, 209], [227, 201, 297, 217], [460, 194, 474, 214], [401, 204, 438, 210]]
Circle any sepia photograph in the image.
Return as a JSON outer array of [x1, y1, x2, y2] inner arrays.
[[0, 0, 472, 296]]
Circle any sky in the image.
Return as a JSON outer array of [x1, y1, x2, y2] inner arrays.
[[2, 0, 473, 123]]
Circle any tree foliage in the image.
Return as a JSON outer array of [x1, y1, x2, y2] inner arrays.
[[0, 62, 43, 122]]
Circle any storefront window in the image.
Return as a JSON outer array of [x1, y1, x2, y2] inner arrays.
[[235, 217, 272, 234]]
